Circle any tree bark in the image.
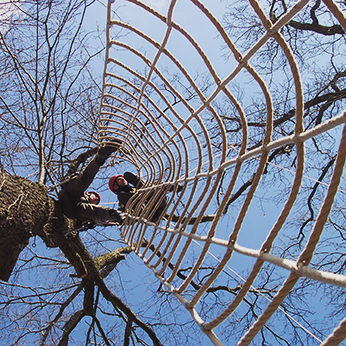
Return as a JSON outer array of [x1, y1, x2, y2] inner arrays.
[[0, 168, 73, 281]]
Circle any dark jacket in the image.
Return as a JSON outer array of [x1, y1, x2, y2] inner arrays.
[[113, 185, 137, 211], [114, 172, 167, 221], [58, 158, 117, 222]]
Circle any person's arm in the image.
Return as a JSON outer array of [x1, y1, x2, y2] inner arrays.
[[70, 140, 123, 195], [68, 158, 101, 196], [74, 202, 125, 224]]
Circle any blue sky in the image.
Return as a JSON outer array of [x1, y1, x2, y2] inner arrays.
[[79, 2, 346, 345], [2, 0, 346, 345]]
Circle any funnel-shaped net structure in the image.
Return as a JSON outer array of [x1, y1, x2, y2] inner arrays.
[[98, 0, 346, 345]]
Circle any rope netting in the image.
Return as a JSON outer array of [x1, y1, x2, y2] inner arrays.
[[98, 0, 346, 345]]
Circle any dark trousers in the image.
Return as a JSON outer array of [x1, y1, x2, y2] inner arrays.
[[120, 173, 167, 221]]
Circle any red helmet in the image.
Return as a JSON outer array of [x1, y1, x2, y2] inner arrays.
[[87, 191, 101, 204], [109, 175, 124, 192]]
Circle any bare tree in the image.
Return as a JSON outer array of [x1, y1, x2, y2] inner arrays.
[[0, 1, 168, 345], [201, 0, 346, 343], [1, 0, 346, 345], [220, 0, 345, 253]]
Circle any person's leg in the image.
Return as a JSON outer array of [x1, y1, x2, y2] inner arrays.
[[81, 158, 104, 187], [124, 172, 183, 193], [65, 158, 100, 197], [124, 172, 144, 189], [168, 183, 183, 193], [147, 193, 167, 222], [58, 188, 78, 219], [151, 203, 167, 222]]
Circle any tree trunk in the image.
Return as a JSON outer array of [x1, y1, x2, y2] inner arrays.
[[0, 168, 72, 281]]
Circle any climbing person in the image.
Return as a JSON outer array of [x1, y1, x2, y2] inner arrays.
[[108, 173, 138, 212], [108, 172, 182, 222], [108, 172, 167, 221], [58, 141, 125, 225]]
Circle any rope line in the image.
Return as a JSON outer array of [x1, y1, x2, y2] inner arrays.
[[192, 240, 323, 343], [98, 0, 346, 345]]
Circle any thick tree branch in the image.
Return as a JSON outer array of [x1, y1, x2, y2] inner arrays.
[[58, 309, 86, 346], [164, 212, 216, 224], [40, 286, 83, 346], [94, 246, 132, 279], [274, 88, 346, 127], [297, 155, 337, 240], [288, 20, 345, 35], [52, 230, 163, 346]]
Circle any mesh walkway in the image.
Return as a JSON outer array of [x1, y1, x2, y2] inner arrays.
[[98, 1, 346, 345]]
